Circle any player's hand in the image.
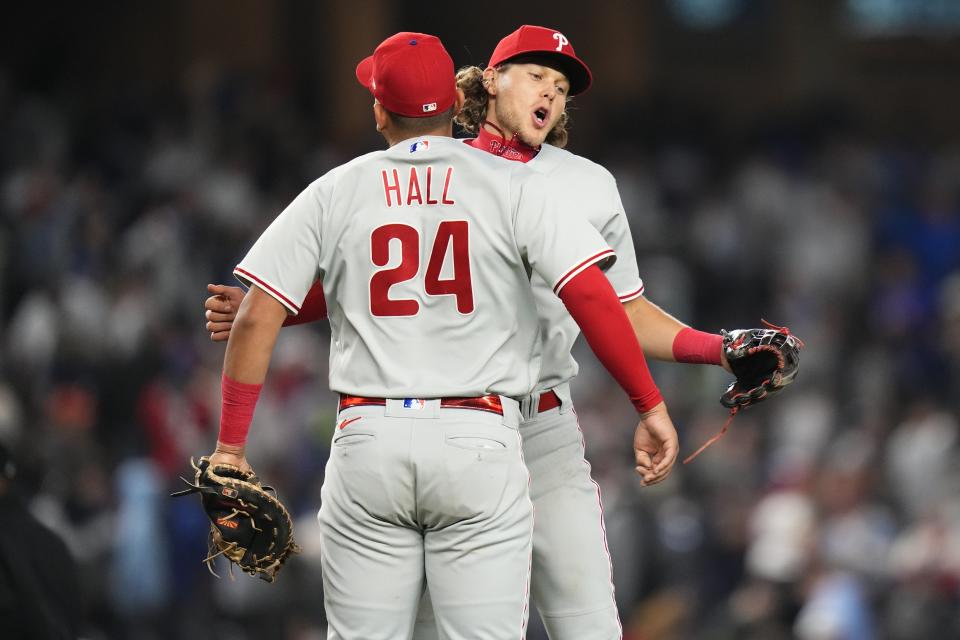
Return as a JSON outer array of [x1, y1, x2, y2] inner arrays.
[[634, 401, 679, 486], [205, 283, 245, 342], [720, 348, 733, 373], [208, 441, 255, 476]]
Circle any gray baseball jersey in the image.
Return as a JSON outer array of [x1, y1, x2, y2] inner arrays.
[[234, 135, 618, 639], [525, 144, 644, 392], [234, 135, 615, 398], [411, 143, 644, 640]]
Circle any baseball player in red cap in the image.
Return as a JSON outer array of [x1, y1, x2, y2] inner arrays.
[[205, 31, 676, 639], [408, 25, 734, 640]]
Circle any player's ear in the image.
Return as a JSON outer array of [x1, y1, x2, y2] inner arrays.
[[373, 101, 389, 133], [482, 67, 497, 97]]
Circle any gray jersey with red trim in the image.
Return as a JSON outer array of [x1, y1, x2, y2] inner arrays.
[[525, 144, 644, 392], [235, 136, 614, 399]]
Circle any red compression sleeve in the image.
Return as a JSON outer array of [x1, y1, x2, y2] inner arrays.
[[218, 373, 263, 445], [283, 280, 327, 326], [672, 327, 724, 365], [558, 265, 663, 413]]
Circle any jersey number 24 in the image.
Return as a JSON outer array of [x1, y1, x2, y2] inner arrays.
[[370, 221, 474, 316]]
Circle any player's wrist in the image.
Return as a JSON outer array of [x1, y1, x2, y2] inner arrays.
[[214, 441, 247, 457], [671, 327, 723, 365], [632, 389, 664, 414], [218, 373, 263, 447]]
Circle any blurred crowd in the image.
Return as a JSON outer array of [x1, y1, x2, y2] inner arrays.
[[1, 60, 959, 640]]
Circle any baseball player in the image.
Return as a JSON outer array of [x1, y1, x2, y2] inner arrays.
[[205, 32, 676, 640], [206, 25, 724, 639]]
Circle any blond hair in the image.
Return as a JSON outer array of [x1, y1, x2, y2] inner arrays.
[[455, 65, 570, 148]]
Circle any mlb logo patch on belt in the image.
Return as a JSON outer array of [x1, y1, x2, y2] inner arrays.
[[403, 398, 425, 410]]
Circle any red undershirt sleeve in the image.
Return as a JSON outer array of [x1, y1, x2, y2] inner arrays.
[[672, 327, 723, 365], [558, 265, 663, 413], [218, 374, 263, 446], [282, 280, 327, 326]]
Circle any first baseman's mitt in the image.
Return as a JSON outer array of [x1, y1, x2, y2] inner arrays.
[[684, 320, 803, 463], [171, 457, 300, 582]]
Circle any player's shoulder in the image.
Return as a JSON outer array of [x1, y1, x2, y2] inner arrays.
[[328, 147, 389, 178], [532, 144, 617, 185], [301, 148, 383, 192]]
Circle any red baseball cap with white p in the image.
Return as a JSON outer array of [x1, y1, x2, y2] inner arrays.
[[356, 32, 457, 118], [488, 25, 593, 95]]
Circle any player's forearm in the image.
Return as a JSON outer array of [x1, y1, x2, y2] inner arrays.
[[623, 296, 723, 366], [559, 265, 662, 413], [224, 286, 288, 382], [219, 286, 288, 447], [623, 296, 686, 361]]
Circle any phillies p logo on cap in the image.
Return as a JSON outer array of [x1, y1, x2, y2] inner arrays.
[[487, 25, 593, 95]]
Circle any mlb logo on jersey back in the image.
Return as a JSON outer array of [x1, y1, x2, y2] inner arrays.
[[403, 398, 425, 410], [409, 140, 430, 153]]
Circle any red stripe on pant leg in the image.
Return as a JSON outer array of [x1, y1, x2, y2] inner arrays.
[[572, 408, 623, 638]]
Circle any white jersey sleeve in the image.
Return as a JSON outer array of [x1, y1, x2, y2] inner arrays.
[[233, 181, 326, 314], [518, 145, 645, 392], [527, 145, 643, 301], [510, 169, 615, 294], [600, 178, 645, 301]]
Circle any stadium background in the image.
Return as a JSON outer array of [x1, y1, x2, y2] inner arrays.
[[2, 1, 960, 638]]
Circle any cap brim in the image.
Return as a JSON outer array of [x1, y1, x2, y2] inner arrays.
[[355, 55, 375, 91], [553, 54, 591, 96], [496, 51, 593, 96]]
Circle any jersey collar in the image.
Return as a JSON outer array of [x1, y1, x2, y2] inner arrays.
[[467, 121, 539, 163]]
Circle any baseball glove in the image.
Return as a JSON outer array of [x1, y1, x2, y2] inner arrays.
[[684, 320, 803, 464], [720, 320, 803, 409], [171, 456, 300, 582]]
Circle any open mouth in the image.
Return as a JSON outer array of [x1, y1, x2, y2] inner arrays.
[[533, 108, 548, 128]]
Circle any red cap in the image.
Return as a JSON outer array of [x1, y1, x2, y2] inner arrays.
[[488, 25, 593, 95], [356, 32, 457, 118]]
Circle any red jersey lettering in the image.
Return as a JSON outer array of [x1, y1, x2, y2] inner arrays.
[[441, 167, 455, 205], [425, 220, 473, 313], [406, 167, 423, 206], [382, 169, 402, 207], [425, 166, 439, 205]]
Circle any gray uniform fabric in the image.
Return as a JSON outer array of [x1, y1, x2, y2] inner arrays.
[[234, 136, 616, 638], [413, 144, 643, 640]]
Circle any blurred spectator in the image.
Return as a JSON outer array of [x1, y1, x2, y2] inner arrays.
[[0, 441, 82, 640], [0, 16, 958, 638]]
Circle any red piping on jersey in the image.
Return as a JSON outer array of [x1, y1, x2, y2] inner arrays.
[[466, 121, 539, 163], [233, 267, 300, 313], [553, 249, 616, 294], [558, 265, 662, 413], [617, 284, 645, 302]]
